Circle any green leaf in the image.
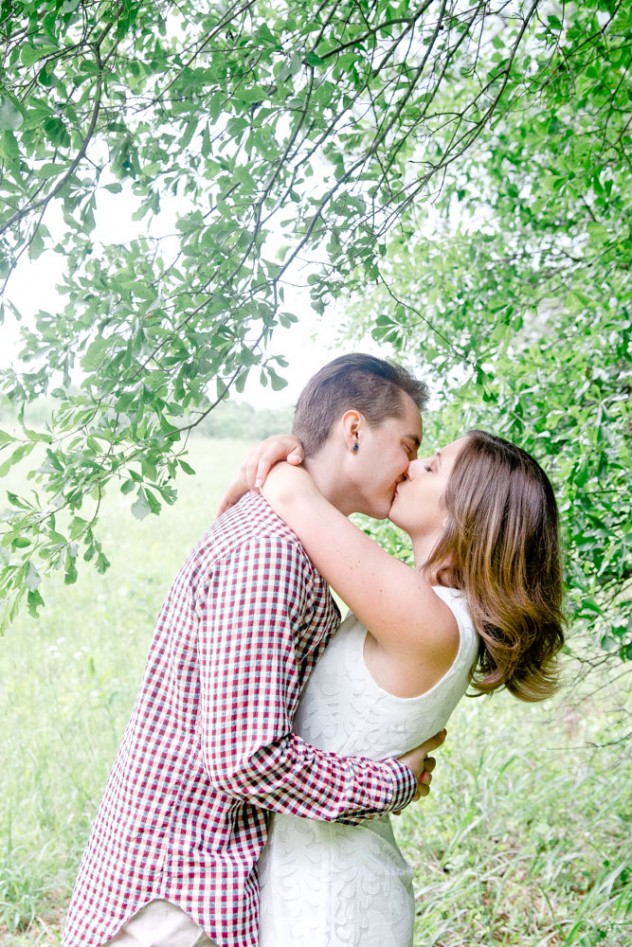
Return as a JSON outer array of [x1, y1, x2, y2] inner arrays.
[[11, 537, 32, 549], [35, 162, 63, 178], [0, 443, 35, 477], [69, 517, 88, 540], [145, 489, 162, 514], [28, 227, 46, 260], [81, 337, 111, 372], [25, 560, 42, 593], [180, 118, 199, 150], [0, 95, 24, 131], [0, 130, 20, 159], [21, 44, 58, 67], [131, 489, 152, 520], [254, 23, 281, 48], [267, 367, 288, 391], [141, 459, 158, 481], [46, 449, 64, 472], [44, 117, 71, 148], [96, 552, 111, 574], [27, 588, 45, 617]]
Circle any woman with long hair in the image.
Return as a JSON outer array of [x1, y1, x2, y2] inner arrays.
[[220, 429, 565, 947]]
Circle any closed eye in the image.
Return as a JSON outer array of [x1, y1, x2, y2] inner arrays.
[[403, 439, 419, 460]]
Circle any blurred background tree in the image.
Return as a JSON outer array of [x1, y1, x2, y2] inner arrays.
[[0, 0, 629, 671]]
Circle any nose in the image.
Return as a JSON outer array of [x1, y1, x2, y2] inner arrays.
[[406, 459, 423, 479]]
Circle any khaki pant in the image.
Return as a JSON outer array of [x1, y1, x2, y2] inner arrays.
[[104, 899, 217, 947]]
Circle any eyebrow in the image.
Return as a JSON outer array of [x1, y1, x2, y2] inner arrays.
[[435, 450, 442, 468]]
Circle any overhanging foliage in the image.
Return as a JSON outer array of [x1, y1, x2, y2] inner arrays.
[[0, 0, 629, 647]]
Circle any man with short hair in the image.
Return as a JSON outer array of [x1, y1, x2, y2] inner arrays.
[[63, 354, 441, 947]]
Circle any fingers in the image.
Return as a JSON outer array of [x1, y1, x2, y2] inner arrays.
[[215, 436, 305, 517], [399, 733, 446, 806], [254, 456, 274, 490], [419, 729, 447, 756], [413, 764, 435, 802], [241, 456, 261, 492], [413, 732, 444, 799], [254, 438, 304, 487], [216, 472, 249, 517]]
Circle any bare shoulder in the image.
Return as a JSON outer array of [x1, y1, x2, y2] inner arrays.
[[364, 590, 461, 698]]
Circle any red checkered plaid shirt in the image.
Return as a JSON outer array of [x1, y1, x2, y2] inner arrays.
[[63, 493, 416, 947]]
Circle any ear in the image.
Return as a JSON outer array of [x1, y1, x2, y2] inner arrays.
[[341, 409, 364, 451]]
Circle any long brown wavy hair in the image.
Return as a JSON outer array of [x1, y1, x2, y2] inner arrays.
[[426, 430, 565, 702]]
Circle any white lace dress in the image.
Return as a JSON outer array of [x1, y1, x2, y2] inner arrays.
[[258, 586, 479, 947]]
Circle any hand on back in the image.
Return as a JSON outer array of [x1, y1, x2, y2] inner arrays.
[[398, 729, 446, 804]]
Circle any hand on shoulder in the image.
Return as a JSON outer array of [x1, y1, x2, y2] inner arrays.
[[216, 435, 305, 516]]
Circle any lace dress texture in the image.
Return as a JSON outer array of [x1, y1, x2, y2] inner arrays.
[[258, 586, 479, 947]]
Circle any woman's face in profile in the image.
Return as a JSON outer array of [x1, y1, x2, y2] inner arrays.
[[388, 437, 467, 538]]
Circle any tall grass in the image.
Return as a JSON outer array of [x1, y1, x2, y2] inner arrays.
[[0, 437, 630, 945], [400, 683, 631, 945]]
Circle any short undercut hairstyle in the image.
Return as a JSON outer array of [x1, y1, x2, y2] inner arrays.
[[292, 353, 429, 457]]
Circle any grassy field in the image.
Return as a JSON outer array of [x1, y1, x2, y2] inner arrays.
[[0, 437, 630, 946]]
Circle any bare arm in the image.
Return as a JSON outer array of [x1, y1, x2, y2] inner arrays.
[[261, 463, 457, 672]]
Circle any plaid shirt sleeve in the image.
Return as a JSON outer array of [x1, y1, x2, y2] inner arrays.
[[197, 534, 416, 821]]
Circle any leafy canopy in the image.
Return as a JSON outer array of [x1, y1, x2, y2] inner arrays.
[[0, 0, 629, 652]]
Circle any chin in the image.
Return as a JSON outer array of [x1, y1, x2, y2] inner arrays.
[[368, 500, 392, 521]]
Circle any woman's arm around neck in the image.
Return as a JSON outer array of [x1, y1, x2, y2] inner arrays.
[[261, 463, 459, 679]]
